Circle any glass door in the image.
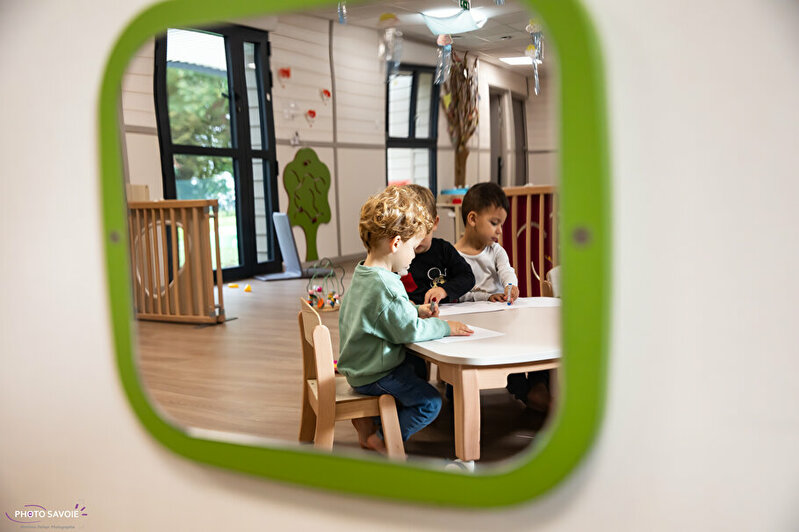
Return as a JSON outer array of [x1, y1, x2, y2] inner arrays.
[[154, 25, 280, 281]]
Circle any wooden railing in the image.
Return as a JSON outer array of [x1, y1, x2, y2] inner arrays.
[[127, 200, 225, 324], [501, 185, 558, 297]]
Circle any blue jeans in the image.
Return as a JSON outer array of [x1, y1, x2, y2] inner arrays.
[[354, 358, 442, 441]]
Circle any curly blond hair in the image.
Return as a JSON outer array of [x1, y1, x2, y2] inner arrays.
[[359, 185, 434, 251], [404, 184, 437, 218]]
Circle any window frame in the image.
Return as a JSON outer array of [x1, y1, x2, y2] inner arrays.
[[153, 24, 282, 281], [385, 64, 440, 193]]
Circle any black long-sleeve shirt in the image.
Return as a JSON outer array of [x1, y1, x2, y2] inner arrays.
[[400, 238, 476, 304]]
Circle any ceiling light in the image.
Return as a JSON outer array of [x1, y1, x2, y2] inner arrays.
[[422, 8, 488, 35], [500, 56, 533, 65], [421, 7, 463, 18]]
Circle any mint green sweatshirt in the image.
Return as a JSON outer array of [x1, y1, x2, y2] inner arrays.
[[337, 264, 451, 387]]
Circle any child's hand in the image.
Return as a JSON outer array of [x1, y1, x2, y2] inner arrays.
[[507, 284, 519, 303], [424, 286, 447, 305], [446, 321, 474, 336], [418, 303, 439, 318], [488, 285, 520, 303]]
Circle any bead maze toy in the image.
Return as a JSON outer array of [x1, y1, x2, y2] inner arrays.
[[304, 258, 345, 311]]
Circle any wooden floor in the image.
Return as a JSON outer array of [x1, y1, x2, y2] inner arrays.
[[136, 259, 551, 466]]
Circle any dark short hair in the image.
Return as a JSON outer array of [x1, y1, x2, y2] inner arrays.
[[461, 182, 510, 223]]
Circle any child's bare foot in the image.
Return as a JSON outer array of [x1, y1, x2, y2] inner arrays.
[[525, 382, 551, 412], [351, 418, 376, 449], [364, 432, 387, 455]]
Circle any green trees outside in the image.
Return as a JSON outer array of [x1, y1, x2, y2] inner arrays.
[[167, 67, 235, 212], [167, 66, 238, 268]]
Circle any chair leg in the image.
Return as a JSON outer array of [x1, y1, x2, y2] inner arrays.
[[314, 409, 335, 451], [378, 395, 406, 461], [298, 391, 316, 443]]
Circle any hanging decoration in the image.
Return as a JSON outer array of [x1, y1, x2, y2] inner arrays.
[[337, 1, 347, 24], [277, 67, 291, 88], [282, 101, 299, 120], [525, 19, 545, 95], [377, 13, 403, 81], [320, 88, 331, 105], [305, 109, 317, 127], [434, 34, 453, 85]]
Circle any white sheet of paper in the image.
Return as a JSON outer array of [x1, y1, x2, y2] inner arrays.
[[436, 297, 561, 317], [432, 325, 503, 344]]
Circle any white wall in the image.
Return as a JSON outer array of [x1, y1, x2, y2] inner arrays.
[[526, 64, 559, 185], [332, 23, 388, 255], [2, 0, 798, 530]]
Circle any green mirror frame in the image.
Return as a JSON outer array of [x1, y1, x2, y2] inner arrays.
[[100, 0, 609, 507]]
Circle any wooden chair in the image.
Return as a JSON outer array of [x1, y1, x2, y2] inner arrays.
[[297, 299, 405, 460]]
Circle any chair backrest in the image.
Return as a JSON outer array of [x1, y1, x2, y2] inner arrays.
[[298, 299, 336, 400], [299, 298, 322, 347], [546, 265, 562, 298]]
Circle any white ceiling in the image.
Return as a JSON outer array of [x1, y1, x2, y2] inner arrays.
[[306, 0, 547, 70]]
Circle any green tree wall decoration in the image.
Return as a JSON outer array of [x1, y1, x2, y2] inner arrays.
[[283, 148, 331, 261]]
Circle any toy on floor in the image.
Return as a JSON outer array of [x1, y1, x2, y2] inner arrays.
[[244, 284, 252, 293], [304, 258, 345, 311]]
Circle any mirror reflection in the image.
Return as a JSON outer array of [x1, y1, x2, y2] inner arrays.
[[120, 0, 560, 471]]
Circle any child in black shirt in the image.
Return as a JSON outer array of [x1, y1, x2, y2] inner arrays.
[[401, 185, 475, 305]]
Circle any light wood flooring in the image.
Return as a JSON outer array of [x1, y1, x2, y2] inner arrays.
[[136, 259, 551, 465]]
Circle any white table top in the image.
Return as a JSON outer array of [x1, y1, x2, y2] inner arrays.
[[408, 305, 561, 366]]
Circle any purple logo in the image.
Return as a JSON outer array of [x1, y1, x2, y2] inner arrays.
[[5, 503, 87, 524], [5, 505, 46, 524]]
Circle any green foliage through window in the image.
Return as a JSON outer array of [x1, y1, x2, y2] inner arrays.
[[167, 67, 231, 148]]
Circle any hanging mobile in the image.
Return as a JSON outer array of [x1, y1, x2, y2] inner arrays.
[[378, 13, 403, 81], [525, 19, 545, 95], [434, 34, 453, 85]]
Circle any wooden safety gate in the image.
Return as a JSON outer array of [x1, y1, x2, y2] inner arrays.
[[127, 200, 225, 324]]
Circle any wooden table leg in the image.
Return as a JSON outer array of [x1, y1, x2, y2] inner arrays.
[[452, 368, 481, 461]]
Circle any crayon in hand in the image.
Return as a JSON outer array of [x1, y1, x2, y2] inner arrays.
[[431, 297, 438, 313], [506, 283, 513, 306]]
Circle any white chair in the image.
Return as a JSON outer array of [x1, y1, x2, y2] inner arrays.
[[545, 265, 561, 297]]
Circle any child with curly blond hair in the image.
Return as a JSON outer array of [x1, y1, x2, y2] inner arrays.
[[337, 186, 473, 453]]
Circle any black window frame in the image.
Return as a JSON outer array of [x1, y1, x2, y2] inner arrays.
[[153, 24, 281, 282], [385, 64, 440, 194]]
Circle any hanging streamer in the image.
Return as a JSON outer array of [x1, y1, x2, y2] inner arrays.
[[434, 34, 453, 85], [378, 14, 403, 81], [337, 2, 347, 24], [525, 20, 545, 95]]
